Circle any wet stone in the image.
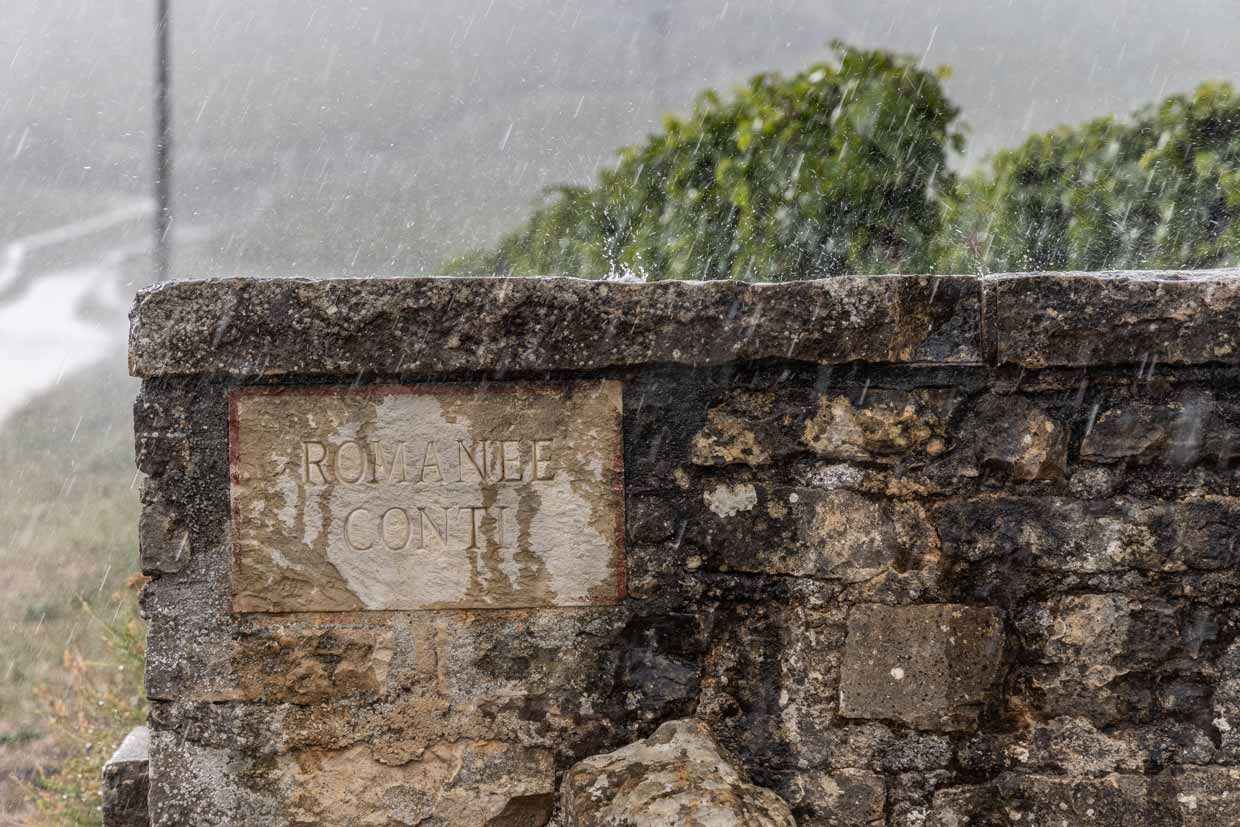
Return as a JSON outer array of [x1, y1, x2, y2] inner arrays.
[[697, 486, 941, 588], [688, 387, 958, 469], [780, 768, 885, 827], [127, 274, 1240, 826], [839, 604, 1005, 732], [561, 718, 796, 827], [129, 276, 983, 378], [1081, 395, 1238, 466], [934, 494, 1240, 578], [983, 271, 1240, 368], [966, 394, 1067, 481], [138, 494, 188, 574], [801, 389, 955, 463]]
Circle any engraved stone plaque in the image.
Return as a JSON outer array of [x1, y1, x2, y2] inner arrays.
[[229, 381, 624, 611]]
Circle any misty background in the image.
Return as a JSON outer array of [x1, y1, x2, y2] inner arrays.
[[5, 0, 1240, 283]]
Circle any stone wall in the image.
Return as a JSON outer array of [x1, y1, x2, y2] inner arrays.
[[129, 272, 1240, 825]]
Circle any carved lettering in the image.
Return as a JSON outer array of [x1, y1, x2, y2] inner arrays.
[[381, 507, 411, 551], [304, 441, 328, 484], [458, 439, 487, 482], [495, 505, 509, 548], [231, 382, 624, 612], [461, 506, 485, 550], [303, 438, 557, 487], [417, 506, 448, 549], [370, 441, 408, 484], [534, 439, 555, 480], [500, 440, 523, 481], [418, 441, 444, 483], [334, 440, 367, 484], [344, 507, 373, 551]]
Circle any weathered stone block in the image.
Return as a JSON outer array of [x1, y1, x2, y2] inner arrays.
[[698, 487, 942, 593], [691, 390, 781, 467], [149, 728, 555, 827], [926, 768, 1240, 825], [958, 716, 1145, 778], [781, 768, 885, 827], [1164, 766, 1240, 825], [230, 622, 396, 704], [140, 575, 238, 702], [884, 770, 955, 827], [561, 719, 796, 827], [103, 726, 150, 827], [931, 774, 1160, 825], [687, 385, 961, 474], [935, 495, 1240, 576], [697, 599, 849, 775], [1009, 592, 1221, 727], [1081, 395, 1238, 466], [137, 494, 188, 574], [129, 276, 983, 378], [134, 433, 190, 479], [839, 604, 1004, 732], [801, 389, 955, 463], [966, 394, 1067, 480], [984, 270, 1240, 367]]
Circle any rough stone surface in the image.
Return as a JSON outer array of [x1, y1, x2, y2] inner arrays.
[[984, 270, 1240, 367], [130, 275, 983, 377], [967, 393, 1067, 480], [1080, 394, 1239, 466], [130, 272, 1240, 378], [781, 769, 885, 826], [560, 719, 795, 826], [800, 390, 954, 462], [926, 768, 1240, 825], [838, 604, 1005, 732], [129, 273, 1240, 826], [103, 726, 150, 827]]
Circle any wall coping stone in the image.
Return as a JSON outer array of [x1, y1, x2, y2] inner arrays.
[[128, 270, 1240, 378]]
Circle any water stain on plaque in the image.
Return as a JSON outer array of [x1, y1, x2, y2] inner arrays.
[[229, 381, 624, 612]]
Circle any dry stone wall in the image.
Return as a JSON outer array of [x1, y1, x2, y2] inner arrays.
[[129, 272, 1240, 826]]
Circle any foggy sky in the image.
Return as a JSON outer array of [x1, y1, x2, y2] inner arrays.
[[3, 0, 1238, 275]]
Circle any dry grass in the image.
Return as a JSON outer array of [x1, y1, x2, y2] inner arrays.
[[23, 590, 146, 827], [0, 354, 140, 823]]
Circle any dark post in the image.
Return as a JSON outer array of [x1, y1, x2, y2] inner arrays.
[[153, 0, 172, 283]]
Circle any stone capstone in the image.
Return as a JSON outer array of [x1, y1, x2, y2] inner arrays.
[[560, 719, 796, 827], [983, 270, 1240, 367], [129, 275, 982, 378]]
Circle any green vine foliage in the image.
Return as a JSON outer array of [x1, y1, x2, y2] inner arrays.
[[447, 42, 964, 280], [940, 81, 1240, 274]]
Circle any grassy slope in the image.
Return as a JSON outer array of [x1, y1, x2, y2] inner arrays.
[[0, 353, 139, 819]]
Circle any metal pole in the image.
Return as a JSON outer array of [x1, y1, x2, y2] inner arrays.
[[154, 0, 172, 283]]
